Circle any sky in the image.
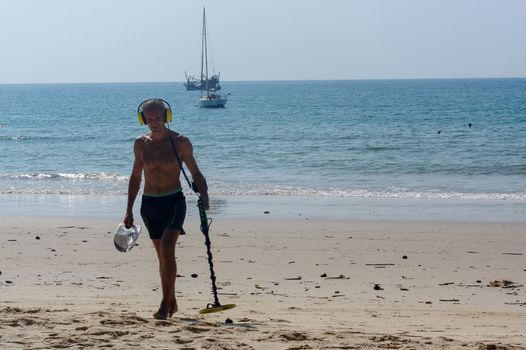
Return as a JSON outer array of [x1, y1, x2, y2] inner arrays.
[[1, 0, 526, 84]]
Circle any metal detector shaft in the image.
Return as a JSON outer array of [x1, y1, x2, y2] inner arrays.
[[198, 197, 220, 307]]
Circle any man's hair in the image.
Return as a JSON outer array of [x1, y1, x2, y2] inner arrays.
[[142, 99, 166, 115]]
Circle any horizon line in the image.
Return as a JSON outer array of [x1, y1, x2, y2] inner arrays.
[[1, 76, 525, 86]]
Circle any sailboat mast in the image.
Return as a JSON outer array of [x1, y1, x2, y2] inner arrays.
[[203, 7, 210, 94], [200, 7, 205, 94]]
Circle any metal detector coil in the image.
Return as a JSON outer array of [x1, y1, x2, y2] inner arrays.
[[199, 303, 236, 314]]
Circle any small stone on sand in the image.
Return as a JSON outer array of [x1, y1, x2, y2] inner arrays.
[[374, 284, 383, 291]]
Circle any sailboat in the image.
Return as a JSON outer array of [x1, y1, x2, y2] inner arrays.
[[199, 7, 227, 108]]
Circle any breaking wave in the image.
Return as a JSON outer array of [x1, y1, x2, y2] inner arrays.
[[1, 172, 128, 181]]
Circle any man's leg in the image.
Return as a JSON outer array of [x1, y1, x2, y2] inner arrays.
[[152, 228, 180, 319]]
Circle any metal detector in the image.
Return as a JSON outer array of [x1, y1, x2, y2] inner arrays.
[[196, 197, 236, 314], [167, 129, 236, 314]]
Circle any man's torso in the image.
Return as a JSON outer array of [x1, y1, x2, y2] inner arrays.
[[140, 133, 183, 195]]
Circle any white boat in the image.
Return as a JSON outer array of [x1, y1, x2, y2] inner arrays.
[[200, 91, 227, 108], [199, 7, 227, 108]]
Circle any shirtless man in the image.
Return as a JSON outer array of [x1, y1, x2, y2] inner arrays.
[[123, 98, 209, 320]]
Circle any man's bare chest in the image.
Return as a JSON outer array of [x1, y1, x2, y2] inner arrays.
[[141, 142, 177, 166]]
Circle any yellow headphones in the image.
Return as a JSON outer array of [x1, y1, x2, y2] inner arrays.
[[137, 98, 173, 125]]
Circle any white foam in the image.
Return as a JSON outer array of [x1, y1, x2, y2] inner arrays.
[[214, 185, 526, 201], [1, 175, 525, 201], [1, 172, 128, 181]]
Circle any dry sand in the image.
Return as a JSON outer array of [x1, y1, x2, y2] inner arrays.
[[1, 215, 525, 349]]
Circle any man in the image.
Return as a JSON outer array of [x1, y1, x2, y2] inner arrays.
[[124, 98, 209, 320]]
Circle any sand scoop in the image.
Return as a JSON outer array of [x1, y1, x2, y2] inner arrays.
[[114, 223, 141, 252]]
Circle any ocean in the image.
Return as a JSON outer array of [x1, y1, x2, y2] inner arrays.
[[1, 79, 525, 221]]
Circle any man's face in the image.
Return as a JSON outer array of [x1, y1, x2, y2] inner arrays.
[[144, 108, 165, 131]]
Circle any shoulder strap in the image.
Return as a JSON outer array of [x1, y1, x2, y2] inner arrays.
[[168, 132, 198, 194]]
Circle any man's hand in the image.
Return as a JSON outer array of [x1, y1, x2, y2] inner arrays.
[[201, 192, 210, 210], [124, 213, 134, 229]]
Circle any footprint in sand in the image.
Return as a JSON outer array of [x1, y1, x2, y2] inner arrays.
[[184, 325, 213, 334], [175, 338, 194, 344], [87, 330, 130, 337], [280, 332, 309, 341]]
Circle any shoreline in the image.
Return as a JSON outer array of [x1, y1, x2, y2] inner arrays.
[[1, 193, 525, 223], [1, 216, 525, 349]]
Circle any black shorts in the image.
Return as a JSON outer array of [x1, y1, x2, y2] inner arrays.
[[140, 190, 186, 240]]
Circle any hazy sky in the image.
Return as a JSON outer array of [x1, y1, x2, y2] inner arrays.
[[1, 0, 525, 84]]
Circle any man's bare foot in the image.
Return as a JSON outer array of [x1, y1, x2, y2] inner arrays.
[[153, 302, 169, 320], [153, 312, 168, 320], [168, 298, 178, 318]]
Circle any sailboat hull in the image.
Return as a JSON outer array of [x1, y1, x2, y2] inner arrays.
[[199, 96, 227, 108]]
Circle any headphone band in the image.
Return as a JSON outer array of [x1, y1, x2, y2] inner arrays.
[[137, 98, 173, 125], [137, 98, 172, 115]]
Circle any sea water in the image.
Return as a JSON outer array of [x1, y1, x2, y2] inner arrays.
[[0, 79, 525, 221]]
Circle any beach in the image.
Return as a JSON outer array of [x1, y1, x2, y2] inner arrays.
[[1, 214, 525, 349], [1, 79, 525, 349]]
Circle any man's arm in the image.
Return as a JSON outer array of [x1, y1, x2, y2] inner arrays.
[[124, 139, 143, 228], [180, 137, 209, 210]]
